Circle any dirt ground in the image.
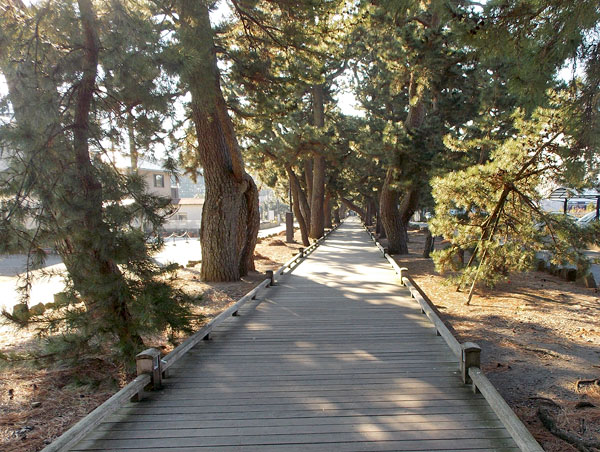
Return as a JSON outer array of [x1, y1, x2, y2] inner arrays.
[[0, 230, 305, 452], [3, 226, 599, 451], [382, 228, 600, 452]]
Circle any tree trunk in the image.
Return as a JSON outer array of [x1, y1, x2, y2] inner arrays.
[[380, 169, 406, 254], [309, 154, 325, 238], [364, 201, 372, 226], [376, 201, 385, 238], [333, 207, 341, 224], [341, 197, 366, 219], [423, 227, 433, 258], [127, 115, 138, 172], [304, 158, 313, 212], [286, 166, 310, 246], [178, 0, 259, 281], [323, 192, 333, 229], [309, 84, 326, 239], [1, 0, 144, 354]]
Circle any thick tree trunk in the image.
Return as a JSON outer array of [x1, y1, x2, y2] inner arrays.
[[381, 65, 427, 254], [333, 207, 341, 224], [239, 175, 260, 275], [309, 154, 325, 238], [375, 201, 385, 238], [304, 158, 313, 212], [364, 202, 372, 226], [423, 227, 433, 258], [380, 169, 406, 254], [178, 0, 259, 281], [287, 166, 310, 246], [323, 192, 333, 229], [309, 84, 326, 239]]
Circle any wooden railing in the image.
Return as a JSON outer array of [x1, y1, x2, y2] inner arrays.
[[362, 223, 543, 452], [42, 222, 341, 452]]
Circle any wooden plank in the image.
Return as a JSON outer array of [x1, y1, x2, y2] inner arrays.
[[77, 446, 519, 452], [86, 419, 508, 440], [117, 399, 494, 416], [74, 429, 513, 449], [66, 220, 522, 452], [97, 412, 501, 431], [161, 279, 270, 372], [103, 405, 504, 424]]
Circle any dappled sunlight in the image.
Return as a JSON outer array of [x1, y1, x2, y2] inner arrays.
[[358, 423, 393, 441], [84, 220, 516, 451]]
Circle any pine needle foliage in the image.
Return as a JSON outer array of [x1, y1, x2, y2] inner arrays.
[[430, 99, 598, 304], [0, 0, 195, 366]]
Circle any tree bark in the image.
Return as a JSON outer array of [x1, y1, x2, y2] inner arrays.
[[323, 192, 333, 229], [309, 153, 326, 238], [127, 115, 138, 172], [309, 84, 326, 239], [178, 0, 259, 281], [333, 207, 341, 224], [379, 169, 406, 254], [286, 166, 310, 246], [304, 158, 313, 212], [423, 227, 433, 258]]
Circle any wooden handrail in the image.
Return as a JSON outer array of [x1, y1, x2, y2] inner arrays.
[[402, 275, 462, 359], [362, 221, 543, 452], [43, 221, 342, 452], [469, 368, 544, 451], [41, 374, 151, 452]]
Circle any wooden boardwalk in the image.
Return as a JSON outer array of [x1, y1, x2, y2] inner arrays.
[[73, 219, 519, 451]]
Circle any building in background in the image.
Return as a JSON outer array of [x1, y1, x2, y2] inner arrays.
[[106, 153, 206, 234]]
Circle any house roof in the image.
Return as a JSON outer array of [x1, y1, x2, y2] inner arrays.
[[106, 152, 168, 172], [548, 187, 600, 200], [173, 198, 204, 205]]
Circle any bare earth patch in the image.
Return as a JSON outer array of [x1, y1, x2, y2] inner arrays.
[[384, 228, 600, 451], [0, 230, 305, 452]]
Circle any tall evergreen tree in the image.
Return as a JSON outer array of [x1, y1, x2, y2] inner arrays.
[[354, 0, 483, 253], [221, 0, 351, 241], [173, 0, 260, 281], [0, 0, 192, 362]]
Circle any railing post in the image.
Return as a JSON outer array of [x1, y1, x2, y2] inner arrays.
[[161, 359, 170, 379], [461, 342, 481, 386], [266, 270, 274, 286], [135, 348, 162, 400], [399, 267, 408, 285]]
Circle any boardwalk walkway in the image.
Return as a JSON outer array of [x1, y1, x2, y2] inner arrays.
[[73, 218, 519, 451]]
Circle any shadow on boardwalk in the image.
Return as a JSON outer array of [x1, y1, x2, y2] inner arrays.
[[69, 220, 520, 452]]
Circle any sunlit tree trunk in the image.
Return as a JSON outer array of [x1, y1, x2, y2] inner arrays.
[[177, 0, 259, 281]]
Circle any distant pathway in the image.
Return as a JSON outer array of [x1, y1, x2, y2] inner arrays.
[[73, 218, 518, 451]]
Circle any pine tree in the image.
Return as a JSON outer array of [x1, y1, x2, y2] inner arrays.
[[430, 102, 597, 304], [0, 0, 193, 364], [354, 0, 484, 253], [173, 0, 260, 281], [220, 0, 352, 242]]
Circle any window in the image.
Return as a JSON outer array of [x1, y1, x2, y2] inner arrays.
[[154, 174, 164, 188], [177, 213, 188, 221]]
